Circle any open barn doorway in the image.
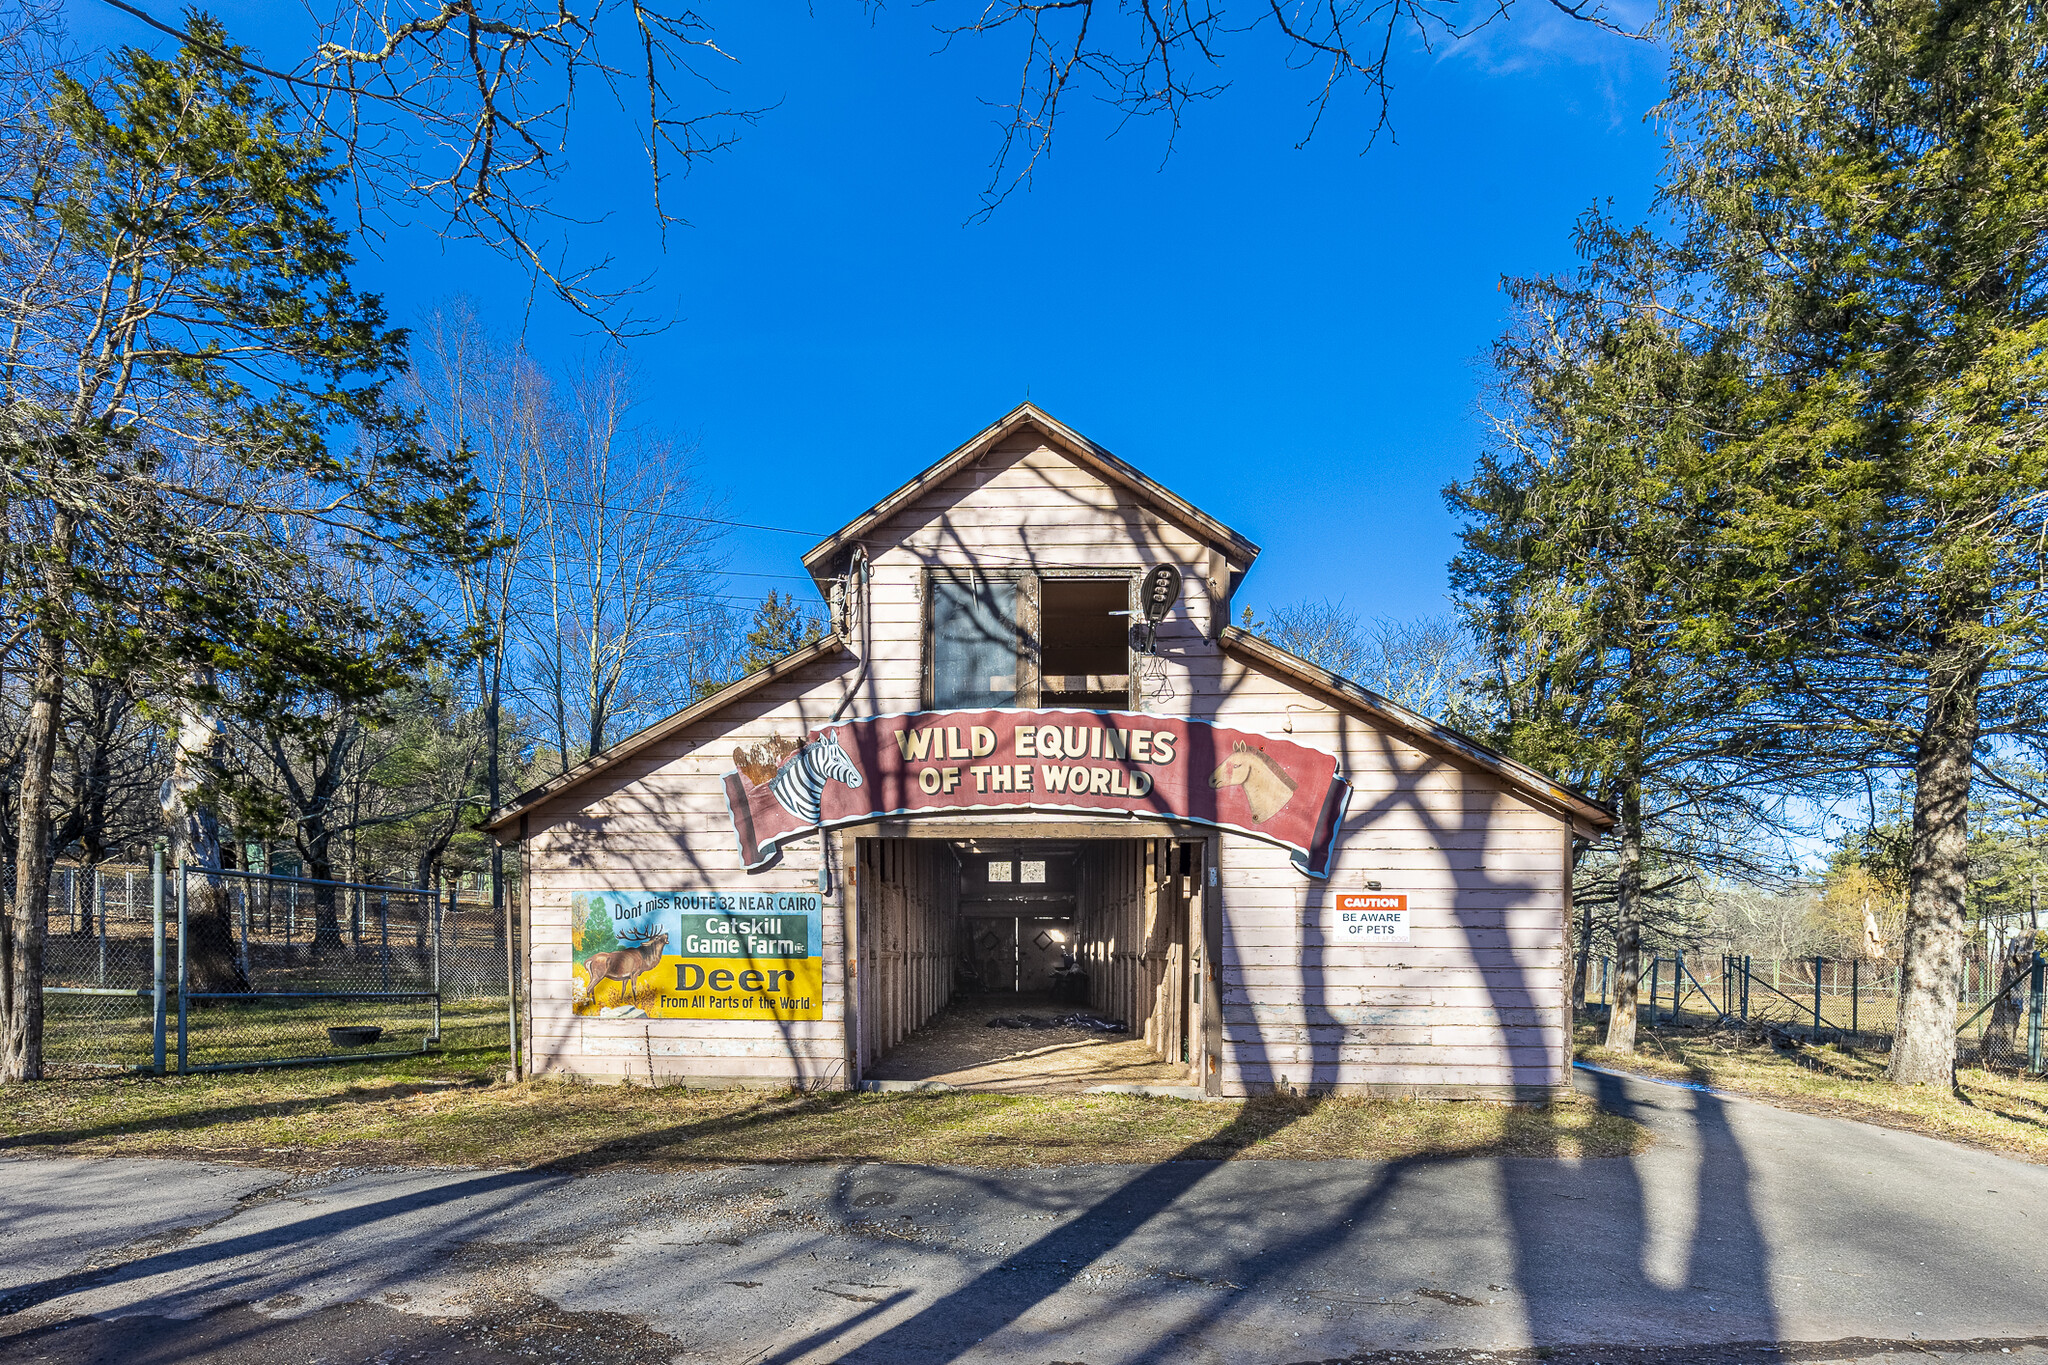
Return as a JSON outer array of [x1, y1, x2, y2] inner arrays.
[[854, 835, 1206, 1094]]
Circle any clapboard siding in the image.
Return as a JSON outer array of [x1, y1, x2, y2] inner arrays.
[[508, 410, 1586, 1096], [521, 652, 864, 1085]]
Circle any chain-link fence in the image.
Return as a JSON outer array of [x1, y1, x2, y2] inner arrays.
[[39, 861, 512, 1074], [1580, 949, 2048, 1074], [42, 862, 165, 1071]]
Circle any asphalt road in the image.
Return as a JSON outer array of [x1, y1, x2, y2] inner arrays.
[[2, 1068, 2045, 1364]]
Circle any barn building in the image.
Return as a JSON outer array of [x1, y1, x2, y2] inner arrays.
[[485, 405, 1611, 1099]]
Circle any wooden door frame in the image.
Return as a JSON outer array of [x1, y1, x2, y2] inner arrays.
[[841, 831, 864, 1090], [1197, 834, 1223, 1096]]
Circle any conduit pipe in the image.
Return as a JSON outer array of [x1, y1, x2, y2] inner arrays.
[[821, 546, 872, 895]]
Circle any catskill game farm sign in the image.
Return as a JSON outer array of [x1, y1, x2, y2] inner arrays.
[[571, 890, 823, 1020], [722, 709, 1352, 875]]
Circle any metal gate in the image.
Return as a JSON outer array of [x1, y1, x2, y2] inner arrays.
[[43, 861, 505, 1073]]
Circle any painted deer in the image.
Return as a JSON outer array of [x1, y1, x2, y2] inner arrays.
[[583, 930, 669, 1008], [1208, 741, 1300, 825]]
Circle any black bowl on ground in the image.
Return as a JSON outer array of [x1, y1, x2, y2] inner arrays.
[[327, 1025, 384, 1048]]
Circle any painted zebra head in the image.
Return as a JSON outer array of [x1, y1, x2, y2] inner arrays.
[[768, 728, 863, 824]]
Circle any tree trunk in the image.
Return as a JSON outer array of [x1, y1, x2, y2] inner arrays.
[[1888, 630, 1985, 1086], [1601, 778, 1645, 1052], [1979, 941, 2035, 1067], [1, 620, 65, 1083], [162, 688, 247, 994], [1572, 894, 1593, 1012], [487, 664, 506, 955], [306, 833, 343, 952]]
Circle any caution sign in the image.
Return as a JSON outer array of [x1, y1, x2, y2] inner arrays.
[[571, 889, 823, 1020], [1333, 893, 1409, 944]]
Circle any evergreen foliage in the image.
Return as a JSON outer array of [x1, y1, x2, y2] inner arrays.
[[741, 591, 825, 674], [1662, 0, 2048, 1082]]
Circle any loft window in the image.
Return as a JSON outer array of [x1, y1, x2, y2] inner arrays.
[[1040, 578, 1131, 709], [1020, 859, 1046, 884], [929, 573, 1020, 708], [988, 860, 1013, 882]]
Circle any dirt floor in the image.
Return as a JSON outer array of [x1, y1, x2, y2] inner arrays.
[[865, 995, 1196, 1092]]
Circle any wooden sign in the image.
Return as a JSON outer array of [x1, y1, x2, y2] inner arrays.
[[571, 889, 823, 1020], [722, 709, 1351, 876]]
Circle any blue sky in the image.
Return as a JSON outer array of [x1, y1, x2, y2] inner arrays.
[[74, 1, 1667, 625]]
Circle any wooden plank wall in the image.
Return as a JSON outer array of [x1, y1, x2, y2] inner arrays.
[[1075, 840, 1189, 1065], [858, 839, 957, 1068], [1201, 651, 1572, 1099], [521, 657, 860, 1087]]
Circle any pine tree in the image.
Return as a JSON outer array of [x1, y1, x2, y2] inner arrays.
[[0, 23, 484, 1081], [1451, 221, 1792, 1051], [1665, 0, 2048, 1083], [740, 591, 824, 674], [575, 895, 619, 964]]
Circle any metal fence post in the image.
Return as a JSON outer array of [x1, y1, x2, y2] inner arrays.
[[1648, 956, 1662, 1026], [2029, 952, 2044, 1075], [96, 867, 106, 986], [379, 891, 391, 992], [1675, 949, 1686, 1024], [152, 849, 166, 1075], [1742, 955, 1751, 1022], [176, 865, 189, 1075], [1814, 954, 1825, 1041], [432, 885, 447, 1046]]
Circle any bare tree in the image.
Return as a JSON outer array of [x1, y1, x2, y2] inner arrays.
[[516, 357, 731, 771], [1256, 600, 1484, 722], [929, 0, 1643, 212], [398, 296, 548, 946], [97, 0, 761, 325]]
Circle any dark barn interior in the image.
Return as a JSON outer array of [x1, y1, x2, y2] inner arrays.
[[854, 837, 1203, 1092]]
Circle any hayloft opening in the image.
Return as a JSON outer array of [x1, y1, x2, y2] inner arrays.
[[1039, 578, 1131, 709]]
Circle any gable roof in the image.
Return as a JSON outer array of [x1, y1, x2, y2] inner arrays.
[[483, 633, 846, 832], [799, 403, 1261, 593], [1218, 626, 1614, 831]]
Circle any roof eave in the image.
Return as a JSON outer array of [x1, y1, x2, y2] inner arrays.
[[484, 633, 848, 833], [1217, 627, 1614, 830]]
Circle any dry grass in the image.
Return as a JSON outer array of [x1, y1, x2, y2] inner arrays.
[[1576, 1021, 2048, 1162], [2, 1014, 1645, 1172]]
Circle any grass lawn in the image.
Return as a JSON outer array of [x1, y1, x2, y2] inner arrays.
[[2, 1004, 1646, 1172], [1576, 1019, 2048, 1162]]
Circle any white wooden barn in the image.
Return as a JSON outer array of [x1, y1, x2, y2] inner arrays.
[[486, 404, 1610, 1100]]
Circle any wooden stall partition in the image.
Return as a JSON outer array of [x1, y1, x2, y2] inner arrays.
[[1075, 840, 1189, 1067], [857, 839, 959, 1068]]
